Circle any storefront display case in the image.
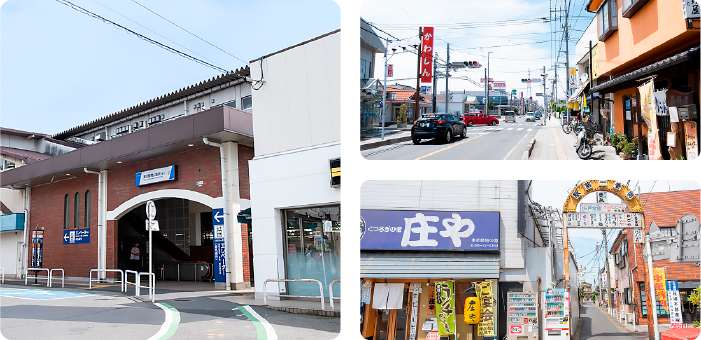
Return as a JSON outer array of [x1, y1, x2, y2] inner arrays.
[[542, 289, 570, 340], [507, 292, 539, 340]]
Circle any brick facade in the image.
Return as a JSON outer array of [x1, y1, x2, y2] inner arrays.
[[628, 190, 701, 325], [28, 144, 254, 281]]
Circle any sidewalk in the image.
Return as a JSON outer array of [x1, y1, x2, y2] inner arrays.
[[528, 117, 622, 160], [1, 276, 340, 317], [577, 303, 648, 340], [360, 125, 412, 151]]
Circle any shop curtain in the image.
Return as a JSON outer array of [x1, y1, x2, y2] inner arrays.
[[372, 283, 404, 309]]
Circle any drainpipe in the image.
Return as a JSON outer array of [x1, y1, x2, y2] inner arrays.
[[203, 137, 231, 291], [84, 168, 106, 280], [20, 187, 30, 278]]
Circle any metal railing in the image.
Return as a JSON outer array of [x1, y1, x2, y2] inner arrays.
[[158, 262, 211, 282], [25, 268, 49, 286], [124, 270, 138, 292], [263, 279, 325, 311], [49, 269, 64, 288], [0, 268, 3, 283], [89, 269, 125, 292], [329, 280, 341, 311], [136, 272, 156, 303]]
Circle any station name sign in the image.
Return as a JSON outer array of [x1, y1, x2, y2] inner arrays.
[[564, 212, 642, 228], [360, 210, 500, 251], [135, 165, 176, 186]]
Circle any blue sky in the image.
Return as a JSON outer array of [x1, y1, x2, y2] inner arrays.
[[361, 0, 596, 106], [1, 0, 339, 135]]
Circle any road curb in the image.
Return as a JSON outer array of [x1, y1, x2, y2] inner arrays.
[[360, 136, 412, 151], [265, 305, 340, 317], [522, 137, 536, 160]]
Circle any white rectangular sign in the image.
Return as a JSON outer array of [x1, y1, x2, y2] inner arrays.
[[579, 203, 626, 213], [564, 212, 643, 228], [136, 165, 175, 186]]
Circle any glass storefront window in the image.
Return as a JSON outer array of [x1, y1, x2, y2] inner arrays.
[[283, 205, 340, 298]]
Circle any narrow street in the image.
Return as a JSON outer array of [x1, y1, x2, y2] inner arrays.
[[579, 303, 647, 340]]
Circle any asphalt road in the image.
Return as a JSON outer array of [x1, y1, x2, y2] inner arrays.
[[362, 116, 548, 160], [0, 284, 339, 340], [579, 304, 647, 340]]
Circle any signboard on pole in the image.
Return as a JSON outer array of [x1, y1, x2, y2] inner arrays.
[[420, 27, 434, 83], [435, 281, 455, 335], [212, 208, 227, 283], [685, 121, 698, 160], [666, 280, 683, 328], [63, 228, 90, 244], [683, 0, 701, 19], [653, 268, 668, 314], [387, 64, 394, 77], [31, 230, 43, 268], [569, 68, 577, 89], [492, 81, 506, 90]]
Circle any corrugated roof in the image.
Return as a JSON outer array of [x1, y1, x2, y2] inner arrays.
[[0, 147, 52, 164], [52, 66, 250, 139], [386, 88, 431, 103], [360, 18, 386, 53], [590, 46, 699, 93]]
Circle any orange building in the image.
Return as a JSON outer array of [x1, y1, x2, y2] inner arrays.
[[586, 0, 699, 159]]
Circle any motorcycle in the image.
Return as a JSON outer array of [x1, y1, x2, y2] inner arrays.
[[574, 129, 592, 159]]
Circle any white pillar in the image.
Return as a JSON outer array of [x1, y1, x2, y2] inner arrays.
[[222, 142, 245, 289]]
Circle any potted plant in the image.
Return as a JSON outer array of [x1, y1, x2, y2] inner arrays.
[[610, 132, 625, 155], [396, 104, 409, 128], [623, 141, 638, 160]]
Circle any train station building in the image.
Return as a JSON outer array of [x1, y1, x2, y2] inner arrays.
[[0, 29, 341, 300]]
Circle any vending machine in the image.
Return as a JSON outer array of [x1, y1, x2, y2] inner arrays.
[[507, 292, 539, 340], [542, 288, 570, 340]]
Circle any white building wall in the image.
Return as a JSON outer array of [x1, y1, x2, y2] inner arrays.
[[360, 180, 524, 268], [250, 144, 340, 299], [0, 232, 23, 276], [250, 32, 340, 157]]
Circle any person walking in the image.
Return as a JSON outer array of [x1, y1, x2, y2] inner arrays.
[[130, 242, 141, 272]]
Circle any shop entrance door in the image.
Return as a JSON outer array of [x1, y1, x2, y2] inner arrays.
[[374, 285, 410, 340], [623, 96, 634, 138]]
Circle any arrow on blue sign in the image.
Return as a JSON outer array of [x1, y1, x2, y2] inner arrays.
[[212, 208, 224, 225], [63, 234, 69, 242]]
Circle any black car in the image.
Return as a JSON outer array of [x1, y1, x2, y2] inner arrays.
[[411, 113, 467, 144]]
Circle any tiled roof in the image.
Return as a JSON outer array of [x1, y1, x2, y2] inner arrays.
[[639, 190, 700, 227], [386, 88, 431, 103], [0, 147, 52, 164]]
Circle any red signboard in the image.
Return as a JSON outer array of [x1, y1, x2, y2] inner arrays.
[[420, 27, 434, 83], [387, 64, 394, 77], [510, 325, 523, 334], [426, 331, 440, 340]]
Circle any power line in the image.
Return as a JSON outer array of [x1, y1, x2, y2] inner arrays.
[[54, 0, 230, 73], [88, 0, 221, 67], [128, 0, 247, 64]]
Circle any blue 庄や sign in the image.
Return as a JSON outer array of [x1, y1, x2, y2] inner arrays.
[[63, 228, 90, 244], [211, 208, 226, 283], [360, 210, 500, 251]]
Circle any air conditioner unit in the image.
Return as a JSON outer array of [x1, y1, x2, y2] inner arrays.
[[94, 132, 107, 141]]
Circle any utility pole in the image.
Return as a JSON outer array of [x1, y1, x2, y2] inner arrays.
[[602, 229, 612, 313], [565, 2, 570, 123], [641, 186, 660, 340], [487, 52, 492, 114], [414, 27, 423, 121], [597, 242, 603, 306], [445, 43, 450, 114], [542, 66, 547, 125], [432, 52, 438, 113], [381, 37, 389, 140]]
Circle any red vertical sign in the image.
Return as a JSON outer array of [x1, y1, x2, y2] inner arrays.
[[420, 27, 434, 83]]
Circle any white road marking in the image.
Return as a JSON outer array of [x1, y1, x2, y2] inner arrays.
[[527, 128, 533, 131], [237, 305, 278, 340], [517, 128, 523, 131], [506, 128, 513, 130], [503, 129, 534, 160]]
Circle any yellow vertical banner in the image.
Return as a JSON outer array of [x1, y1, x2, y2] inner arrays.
[[653, 268, 668, 314], [591, 45, 599, 79], [476, 281, 495, 337]]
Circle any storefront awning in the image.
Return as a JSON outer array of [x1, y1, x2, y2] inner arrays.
[[360, 251, 499, 279], [568, 80, 590, 103], [590, 46, 699, 93]]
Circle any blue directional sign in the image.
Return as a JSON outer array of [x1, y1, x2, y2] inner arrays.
[[0, 289, 93, 300], [211, 208, 226, 283], [63, 228, 90, 244]]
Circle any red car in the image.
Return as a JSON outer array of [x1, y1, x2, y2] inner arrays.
[[461, 113, 499, 126]]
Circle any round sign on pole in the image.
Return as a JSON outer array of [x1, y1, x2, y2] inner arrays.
[[146, 200, 156, 220]]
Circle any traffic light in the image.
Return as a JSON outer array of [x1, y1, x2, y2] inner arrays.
[[465, 61, 482, 68], [521, 79, 532, 83]]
